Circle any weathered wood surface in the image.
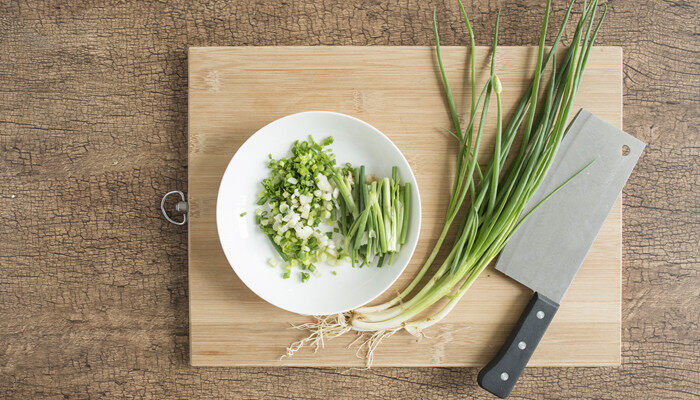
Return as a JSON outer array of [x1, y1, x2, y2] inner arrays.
[[1, 0, 697, 398]]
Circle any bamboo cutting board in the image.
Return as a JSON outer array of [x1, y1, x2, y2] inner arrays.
[[188, 46, 622, 367]]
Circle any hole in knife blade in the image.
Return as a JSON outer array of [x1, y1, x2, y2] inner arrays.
[[621, 145, 630, 156]]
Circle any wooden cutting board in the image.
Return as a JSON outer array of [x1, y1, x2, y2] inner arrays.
[[188, 46, 622, 367]]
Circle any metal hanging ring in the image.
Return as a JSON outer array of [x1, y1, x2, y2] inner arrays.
[[161, 190, 188, 226]]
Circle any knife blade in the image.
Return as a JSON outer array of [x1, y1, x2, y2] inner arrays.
[[477, 109, 645, 398]]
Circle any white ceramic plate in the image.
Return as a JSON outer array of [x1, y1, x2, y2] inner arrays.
[[216, 111, 421, 315]]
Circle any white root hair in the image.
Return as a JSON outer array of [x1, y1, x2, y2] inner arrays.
[[283, 314, 352, 359], [354, 328, 400, 368], [283, 313, 401, 368]]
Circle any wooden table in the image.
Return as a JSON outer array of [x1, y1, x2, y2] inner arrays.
[[1, 1, 697, 398]]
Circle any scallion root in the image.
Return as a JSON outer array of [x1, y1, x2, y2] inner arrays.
[[283, 314, 352, 358]]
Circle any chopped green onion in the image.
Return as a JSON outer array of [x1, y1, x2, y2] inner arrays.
[[256, 137, 411, 281]]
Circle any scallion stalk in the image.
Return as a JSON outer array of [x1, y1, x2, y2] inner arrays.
[[286, 0, 606, 366]]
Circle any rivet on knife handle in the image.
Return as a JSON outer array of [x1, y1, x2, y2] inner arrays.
[[477, 293, 558, 398]]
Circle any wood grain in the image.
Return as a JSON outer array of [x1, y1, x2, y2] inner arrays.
[[188, 46, 623, 367], [1, 0, 697, 398]]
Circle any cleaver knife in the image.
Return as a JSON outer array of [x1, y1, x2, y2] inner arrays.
[[477, 109, 645, 398]]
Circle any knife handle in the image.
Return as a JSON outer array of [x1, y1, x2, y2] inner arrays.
[[477, 292, 559, 398]]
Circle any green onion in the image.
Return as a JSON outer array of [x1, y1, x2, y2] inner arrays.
[[400, 183, 411, 244], [286, 0, 605, 364], [332, 174, 355, 214], [355, 0, 604, 333], [337, 170, 411, 266]]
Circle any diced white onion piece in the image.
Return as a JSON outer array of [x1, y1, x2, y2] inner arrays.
[[294, 225, 314, 239], [276, 223, 289, 233], [300, 205, 310, 219], [316, 173, 332, 192], [287, 177, 298, 185], [285, 213, 300, 227], [299, 194, 312, 205]]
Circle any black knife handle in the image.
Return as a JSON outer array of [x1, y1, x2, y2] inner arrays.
[[477, 292, 559, 398]]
